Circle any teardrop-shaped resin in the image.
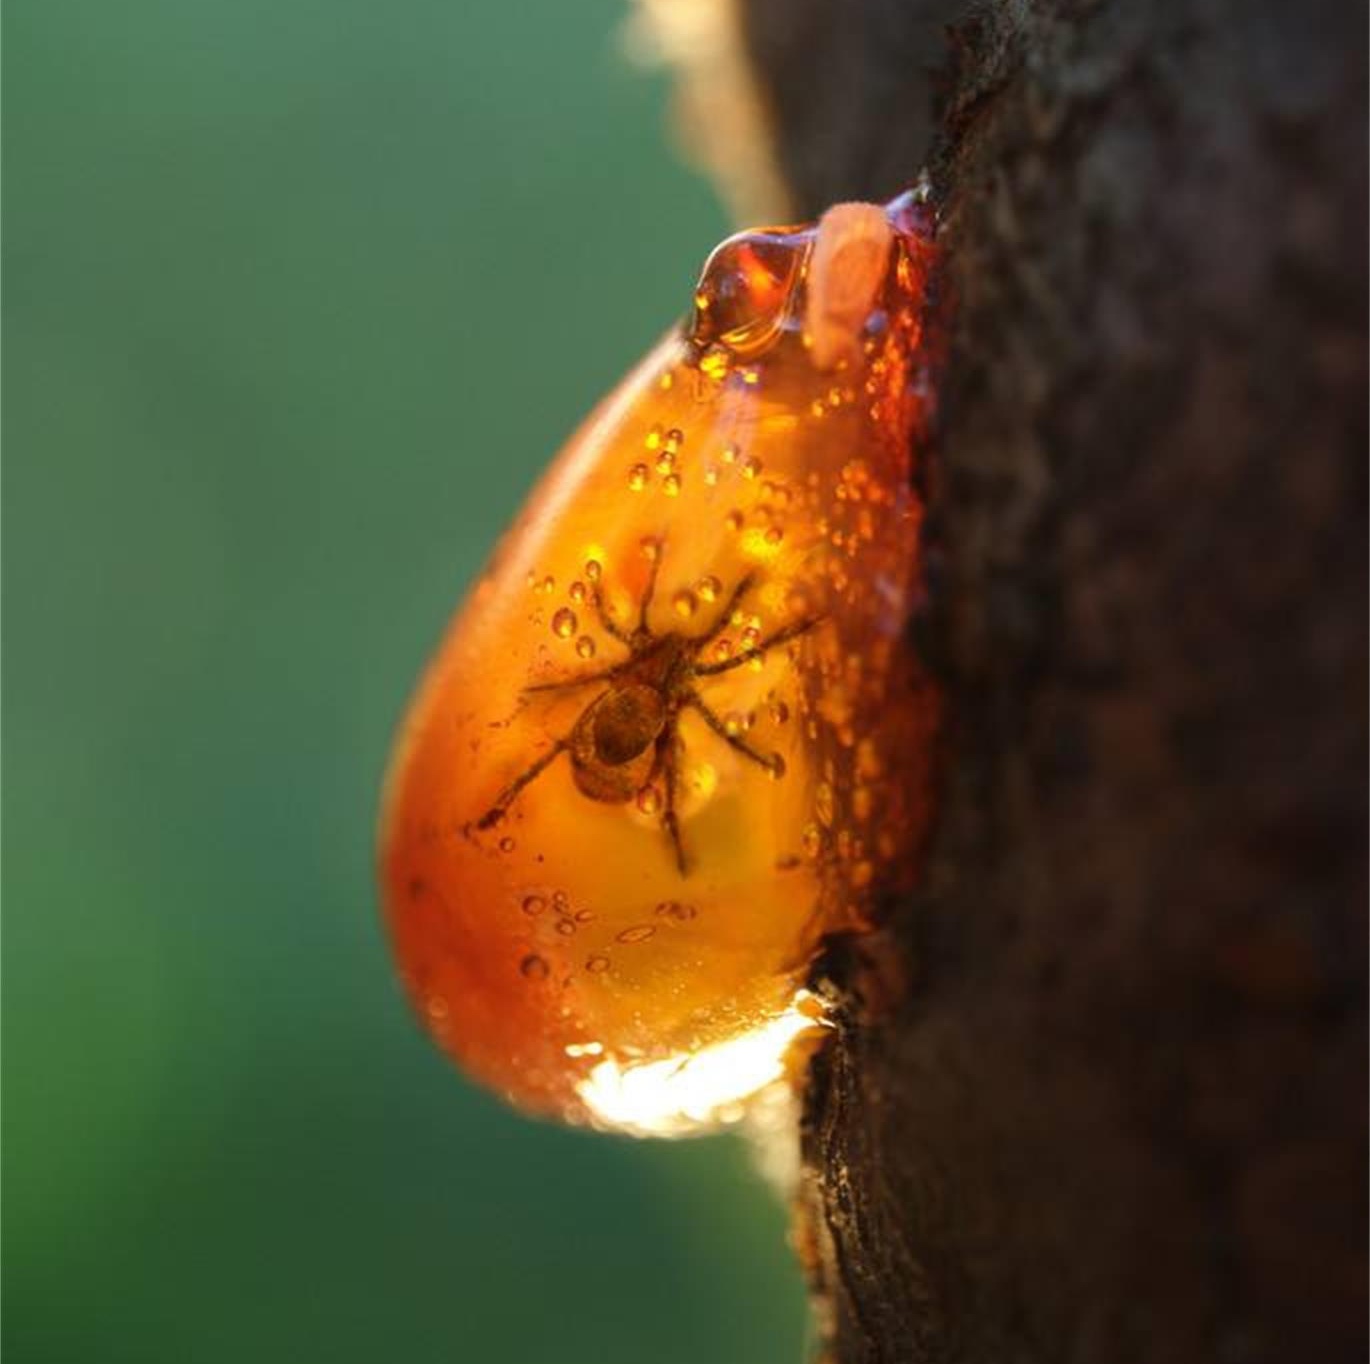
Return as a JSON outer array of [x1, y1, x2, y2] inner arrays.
[[380, 192, 940, 1133]]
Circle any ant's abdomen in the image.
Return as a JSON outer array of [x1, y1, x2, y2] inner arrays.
[[569, 686, 665, 803]]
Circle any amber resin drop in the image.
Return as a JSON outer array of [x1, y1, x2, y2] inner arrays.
[[380, 191, 941, 1133]]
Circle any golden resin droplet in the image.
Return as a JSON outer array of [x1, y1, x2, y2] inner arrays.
[[380, 189, 942, 1133]]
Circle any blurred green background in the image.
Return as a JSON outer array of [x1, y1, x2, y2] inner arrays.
[[4, 1, 810, 1360]]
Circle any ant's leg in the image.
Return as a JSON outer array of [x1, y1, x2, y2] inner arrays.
[[638, 542, 664, 633], [698, 571, 757, 645], [585, 543, 664, 643], [523, 665, 625, 695], [473, 738, 568, 829], [591, 586, 635, 647], [685, 692, 784, 776], [692, 615, 822, 677], [658, 730, 688, 875]]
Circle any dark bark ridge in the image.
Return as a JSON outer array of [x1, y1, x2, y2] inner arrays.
[[741, 1, 1369, 1361]]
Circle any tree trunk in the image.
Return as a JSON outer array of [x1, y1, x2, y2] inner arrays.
[[723, 1, 1367, 1360]]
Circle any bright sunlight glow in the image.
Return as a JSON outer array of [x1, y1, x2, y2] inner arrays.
[[575, 992, 827, 1136]]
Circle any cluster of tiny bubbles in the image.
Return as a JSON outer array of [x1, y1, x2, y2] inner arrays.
[[762, 479, 793, 509], [815, 781, 836, 828], [687, 761, 718, 801], [699, 346, 730, 382], [842, 458, 871, 489], [548, 892, 593, 937], [551, 607, 577, 639], [655, 900, 698, 922], [552, 890, 574, 935], [628, 426, 689, 496]]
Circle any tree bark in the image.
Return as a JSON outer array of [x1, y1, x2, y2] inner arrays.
[[731, 1, 1368, 1360]]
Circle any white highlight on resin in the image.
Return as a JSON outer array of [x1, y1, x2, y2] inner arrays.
[[576, 992, 827, 1136]]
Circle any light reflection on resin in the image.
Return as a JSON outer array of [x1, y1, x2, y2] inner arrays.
[[576, 992, 828, 1136], [380, 190, 941, 1132]]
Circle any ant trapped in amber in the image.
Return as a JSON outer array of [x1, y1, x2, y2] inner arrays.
[[474, 543, 819, 874]]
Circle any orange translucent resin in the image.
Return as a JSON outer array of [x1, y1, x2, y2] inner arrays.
[[380, 191, 940, 1133]]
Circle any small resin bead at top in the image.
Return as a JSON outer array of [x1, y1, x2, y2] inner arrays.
[[380, 190, 941, 1134]]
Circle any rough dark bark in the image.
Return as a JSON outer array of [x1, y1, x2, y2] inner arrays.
[[735, 1, 1368, 1361]]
